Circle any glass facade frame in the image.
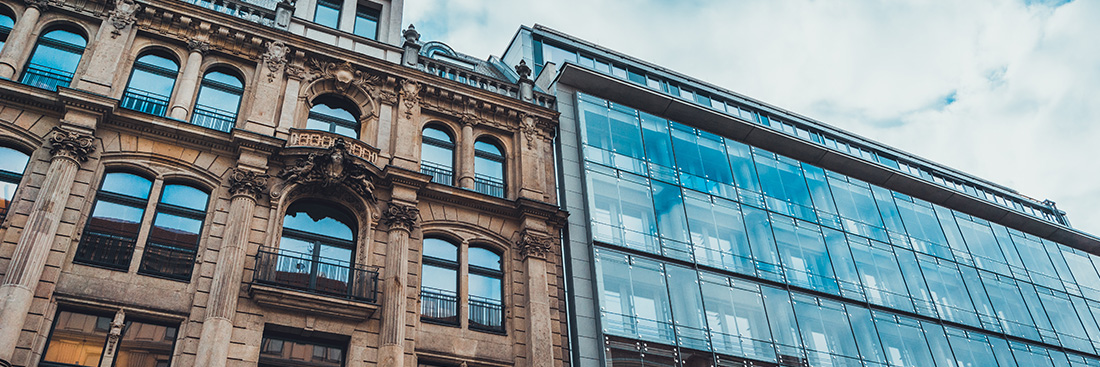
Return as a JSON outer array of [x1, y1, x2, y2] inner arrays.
[[578, 92, 1100, 366]]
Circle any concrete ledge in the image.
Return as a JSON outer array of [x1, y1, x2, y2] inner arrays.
[[248, 284, 378, 320]]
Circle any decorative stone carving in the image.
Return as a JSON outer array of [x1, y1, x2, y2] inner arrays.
[[277, 138, 377, 201], [515, 60, 532, 81], [106, 0, 139, 38], [307, 59, 381, 93], [284, 64, 306, 80], [103, 310, 125, 356], [460, 112, 480, 126], [379, 91, 398, 104], [519, 114, 538, 149], [187, 39, 211, 54], [25, 0, 50, 11], [48, 128, 96, 162], [379, 204, 418, 231], [403, 24, 420, 44], [261, 40, 288, 83], [228, 168, 269, 199], [516, 230, 554, 260], [399, 79, 421, 120]]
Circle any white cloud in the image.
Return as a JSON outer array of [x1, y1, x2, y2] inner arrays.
[[405, 0, 1100, 235]]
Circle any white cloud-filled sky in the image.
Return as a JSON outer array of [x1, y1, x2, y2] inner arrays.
[[405, 0, 1100, 235]]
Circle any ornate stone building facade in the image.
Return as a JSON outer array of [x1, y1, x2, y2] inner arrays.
[[0, 0, 566, 366]]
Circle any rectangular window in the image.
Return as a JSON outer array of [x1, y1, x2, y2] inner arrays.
[[353, 4, 380, 39], [314, 0, 341, 29], [260, 332, 346, 367], [42, 310, 177, 367]]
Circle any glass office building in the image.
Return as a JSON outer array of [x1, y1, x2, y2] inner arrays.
[[500, 25, 1100, 366]]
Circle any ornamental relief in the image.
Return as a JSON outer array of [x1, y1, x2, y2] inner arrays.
[[274, 138, 379, 202]]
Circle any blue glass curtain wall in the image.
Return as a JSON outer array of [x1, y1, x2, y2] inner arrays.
[[578, 92, 1100, 366]]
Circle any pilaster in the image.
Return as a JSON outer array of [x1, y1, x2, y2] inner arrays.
[[0, 0, 45, 79], [378, 203, 419, 367]]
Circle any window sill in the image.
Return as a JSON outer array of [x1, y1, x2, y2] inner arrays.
[[248, 283, 378, 320]]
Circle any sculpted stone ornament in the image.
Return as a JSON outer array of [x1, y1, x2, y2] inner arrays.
[[261, 41, 288, 83], [515, 60, 532, 81], [517, 230, 554, 260], [187, 39, 211, 54], [48, 128, 96, 162], [107, 0, 139, 38], [228, 168, 269, 199], [277, 138, 377, 201], [25, 0, 50, 11], [103, 310, 125, 356], [307, 59, 381, 93], [379, 204, 418, 231], [403, 24, 420, 44], [398, 79, 421, 120], [519, 114, 538, 149]]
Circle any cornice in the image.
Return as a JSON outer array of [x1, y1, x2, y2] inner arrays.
[[57, 87, 116, 116], [0, 78, 63, 113], [381, 165, 431, 191], [106, 109, 236, 154]]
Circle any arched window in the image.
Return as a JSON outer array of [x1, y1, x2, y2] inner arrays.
[[75, 172, 154, 270], [260, 200, 371, 299], [307, 95, 360, 138], [138, 184, 209, 280], [467, 247, 503, 331], [0, 146, 30, 221], [474, 139, 505, 197], [421, 126, 454, 185], [122, 52, 179, 116], [191, 69, 243, 133], [421, 238, 458, 325], [21, 28, 86, 91], [0, 12, 15, 51]]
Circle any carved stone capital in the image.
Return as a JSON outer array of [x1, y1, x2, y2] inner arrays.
[[48, 128, 96, 163], [516, 230, 554, 260], [379, 204, 418, 231], [187, 39, 211, 54], [106, 0, 139, 39], [25, 0, 50, 11], [459, 113, 480, 127], [228, 168, 269, 199]]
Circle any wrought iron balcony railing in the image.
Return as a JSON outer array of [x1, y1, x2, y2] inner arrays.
[[420, 287, 458, 325], [21, 64, 73, 92], [121, 88, 171, 116], [190, 104, 237, 133], [420, 162, 453, 186], [473, 175, 505, 198], [178, 0, 292, 29], [253, 247, 379, 303], [468, 295, 504, 332]]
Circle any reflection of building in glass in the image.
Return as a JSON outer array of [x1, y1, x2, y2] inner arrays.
[[499, 24, 1100, 366], [0, 1, 567, 366]]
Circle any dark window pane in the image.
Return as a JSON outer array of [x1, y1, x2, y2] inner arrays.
[[101, 172, 153, 199], [159, 184, 208, 211], [283, 201, 355, 241], [115, 321, 178, 367], [422, 238, 457, 262]]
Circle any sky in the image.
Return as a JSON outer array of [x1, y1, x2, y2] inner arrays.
[[405, 0, 1100, 235]]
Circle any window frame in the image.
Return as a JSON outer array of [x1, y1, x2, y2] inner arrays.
[[306, 95, 360, 138], [473, 138, 506, 198], [21, 27, 87, 91], [466, 245, 504, 333], [420, 237, 459, 326], [420, 126, 456, 186], [75, 171, 210, 281], [313, 0, 342, 29], [121, 51, 180, 116], [191, 68, 244, 133], [40, 308, 179, 367], [419, 237, 507, 334], [265, 200, 369, 300], [352, 2, 380, 40]]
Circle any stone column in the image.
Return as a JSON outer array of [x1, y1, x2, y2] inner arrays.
[[193, 168, 268, 367], [76, 0, 140, 95], [457, 119, 474, 189], [0, 128, 95, 365], [517, 231, 555, 367], [391, 79, 421, 171], [169, 39, 210, 120], [378, 203, 419, 367], [0, 0, 47, 79]]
